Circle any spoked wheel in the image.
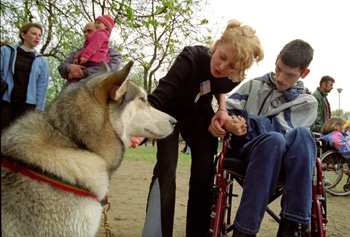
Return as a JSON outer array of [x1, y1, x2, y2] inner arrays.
[[343, 176, 350, 192], [320, 150, 350, 196]]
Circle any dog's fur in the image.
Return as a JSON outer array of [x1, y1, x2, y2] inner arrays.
[[1, 61, 176, 236]]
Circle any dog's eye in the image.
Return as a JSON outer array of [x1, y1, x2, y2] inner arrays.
[[140, 97, 147, 103]]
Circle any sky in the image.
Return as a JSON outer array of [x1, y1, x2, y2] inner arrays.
[[206, 0, 350, 112]]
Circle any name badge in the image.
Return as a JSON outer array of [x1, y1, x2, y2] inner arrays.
[[200, 80, 211, 95], [195, 80, 211, 103]]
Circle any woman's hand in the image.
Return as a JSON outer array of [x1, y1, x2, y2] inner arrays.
[[208, 109, 231, 137], [130, 137, 145, 148], [208, 119, 226, 137], [212, 109, 231, 127]]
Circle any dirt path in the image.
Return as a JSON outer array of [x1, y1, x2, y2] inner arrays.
[[97, 159, 350, 237]]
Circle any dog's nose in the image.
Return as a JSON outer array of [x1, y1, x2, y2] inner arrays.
[[170, 117, 177, 126]]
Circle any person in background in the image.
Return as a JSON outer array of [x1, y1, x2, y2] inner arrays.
[[73, 15, 113, 73], [142, 19, 264, 237], [57, 20, 121, 83], [345, 120, 350, 143], [319, 118, 350, 159], [1, 22, 49, 131], [312, 75, 335, 132], [209, 39, 317, 236]]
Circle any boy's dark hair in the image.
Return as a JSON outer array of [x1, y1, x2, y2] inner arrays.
[[319, 75, 335, 87], [19, 23, 43, 44], [278, 39, 314, 72]]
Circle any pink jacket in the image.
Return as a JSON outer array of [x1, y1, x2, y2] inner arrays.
[[75, 30, 110, 63]]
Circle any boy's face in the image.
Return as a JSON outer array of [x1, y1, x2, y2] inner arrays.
[[274, 59, 308, 91], [95, 20, 108, 31], [21, 27, 42, 49]]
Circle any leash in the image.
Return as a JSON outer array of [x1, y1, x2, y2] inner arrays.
[[1, 157, 100, 202], [2, 157, 113, 236], [102, 200, 112, 237]]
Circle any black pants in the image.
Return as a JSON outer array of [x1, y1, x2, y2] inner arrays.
[[1, 98, 35, 131], [143, 119, 218, 237]]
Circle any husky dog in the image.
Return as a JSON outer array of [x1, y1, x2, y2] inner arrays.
[[1, 61, 176, 236]]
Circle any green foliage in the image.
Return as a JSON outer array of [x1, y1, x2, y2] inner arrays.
[[1, 0, 210, 101], [332, 109, 350, 120], [45, 58, 67, 106]]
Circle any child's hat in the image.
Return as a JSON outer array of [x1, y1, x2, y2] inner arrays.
[[96, 15, 115, 31]]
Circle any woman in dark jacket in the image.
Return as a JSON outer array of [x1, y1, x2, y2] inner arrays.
[[141, 19, 264, 236]]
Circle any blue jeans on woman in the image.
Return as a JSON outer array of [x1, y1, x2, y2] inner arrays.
[[233, 127, 317, 235]]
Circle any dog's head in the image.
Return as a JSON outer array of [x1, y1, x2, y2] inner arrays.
[[101, 62, 177, 147], [47, 61, 176, 153]]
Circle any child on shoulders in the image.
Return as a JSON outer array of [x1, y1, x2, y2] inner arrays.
[[70, 15, 114, 80]]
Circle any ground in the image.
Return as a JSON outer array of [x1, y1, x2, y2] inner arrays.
[[96, 148, 350, 237]]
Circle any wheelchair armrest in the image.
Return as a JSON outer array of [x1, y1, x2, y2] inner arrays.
[[223, 157, 248, 175]]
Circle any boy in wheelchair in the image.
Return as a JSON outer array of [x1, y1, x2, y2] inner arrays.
[[209, 39, 318, 236]]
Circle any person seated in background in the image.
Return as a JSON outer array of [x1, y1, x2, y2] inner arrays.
[[57, 21, 121, 83], [345, 120, 350, 143], [319, 118, 350, 159], [209, 39, 318, 237]]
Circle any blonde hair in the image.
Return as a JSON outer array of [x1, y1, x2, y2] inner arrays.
[[344, 120, 350, 130], [320, 118, 346, 135], [217, 19, 264, 82]]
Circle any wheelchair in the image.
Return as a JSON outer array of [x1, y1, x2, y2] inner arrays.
[[316, 137, 350, 196], [210, 135, 327, 237]]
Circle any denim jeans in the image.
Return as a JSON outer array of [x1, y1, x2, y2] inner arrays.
[[234, 127, 317, 235]]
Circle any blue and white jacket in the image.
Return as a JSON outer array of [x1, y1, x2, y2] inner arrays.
[[1, 44, 50, 111], [226, 72, 317, 149]]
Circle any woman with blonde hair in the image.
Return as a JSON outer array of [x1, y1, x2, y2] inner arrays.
[[141, 19, 264, 236]]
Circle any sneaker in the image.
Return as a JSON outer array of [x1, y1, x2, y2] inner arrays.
[[277, 218, 307, 237]]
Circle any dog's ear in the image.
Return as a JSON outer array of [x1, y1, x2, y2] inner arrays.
[[98, 60, 110, 72], [110, 81, 128, 101], [97, 61, 134, 102]]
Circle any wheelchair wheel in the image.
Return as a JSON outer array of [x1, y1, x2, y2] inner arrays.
[[343, 176, 350, 192], [320, 149, 350, 196]]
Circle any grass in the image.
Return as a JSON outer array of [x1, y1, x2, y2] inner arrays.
[[124, 141, 225, 167], [123, 145, 192, 167]]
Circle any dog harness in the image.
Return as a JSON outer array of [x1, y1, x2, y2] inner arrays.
[[1, 157, 101, 203]]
